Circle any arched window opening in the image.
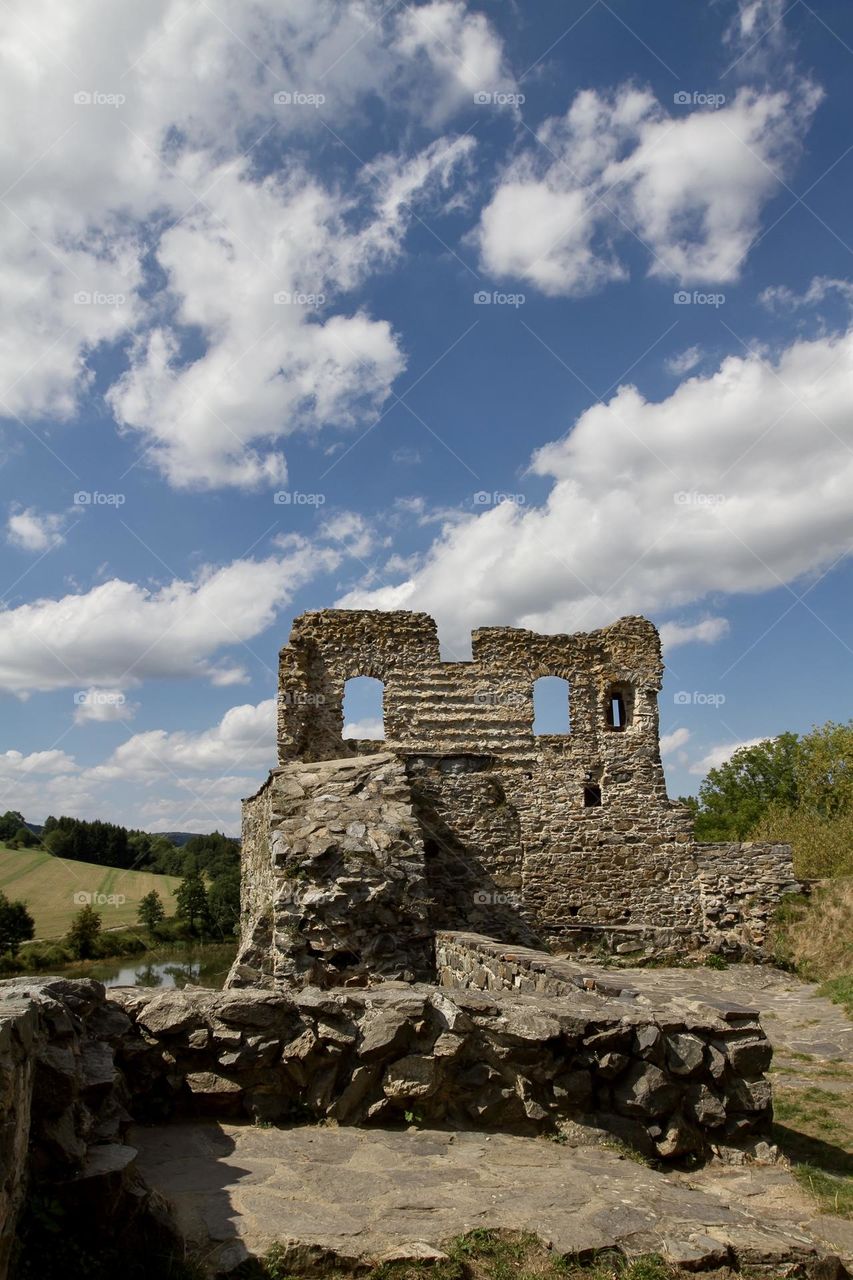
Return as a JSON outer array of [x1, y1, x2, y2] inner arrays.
[[605, 682, 633, 731], [342, 676, 385, 739], [532, 676, 571, 735]]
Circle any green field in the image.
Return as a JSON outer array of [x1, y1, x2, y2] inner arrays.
[[0, 844, 182, 939]]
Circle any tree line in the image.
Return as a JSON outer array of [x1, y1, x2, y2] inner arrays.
[[680, 718, 853, 877]]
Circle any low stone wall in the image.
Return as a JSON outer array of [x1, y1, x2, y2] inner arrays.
[[112, 975, 774, 1165], [0, 978, 137, 1279], [0, 968, 777, 1274], [698, 842, 802, 957]]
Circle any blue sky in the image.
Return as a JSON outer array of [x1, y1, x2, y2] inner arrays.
[[1, 0, 852, 833]]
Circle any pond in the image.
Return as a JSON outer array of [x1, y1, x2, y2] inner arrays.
[[59, 943, 236, 989]]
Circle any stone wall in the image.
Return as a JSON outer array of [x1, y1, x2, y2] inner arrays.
[[244, 608, 798, 960], [230, 753, 433, 990], [0, 968, 780, 1270], [112, 976, 774, 1164], [0, 978, 139, 1278], [698, 843, 803, 957]]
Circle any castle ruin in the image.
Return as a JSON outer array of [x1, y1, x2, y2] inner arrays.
[[230, 609, 799, 989]]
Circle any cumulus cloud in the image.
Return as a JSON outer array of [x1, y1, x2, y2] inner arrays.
[[659, 617, 730, 649], [93, 699, 276, 780], [394, 0, 516, 121], [689, 737, 767, 775], [339, 326, 853, 651], [342, 717, 385, 740], [0, 700, 278, 833], [665, 346, 703, 377], [660, 727, 691, 757], [0, 0, 490, 487], [7, 508, 69, 553], [0, 518, 371, 695], [475, 82, 820, 294]]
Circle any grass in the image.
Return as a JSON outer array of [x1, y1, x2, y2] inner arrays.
[[817, 974, 853, 1018], [0, 843, 182, 938], [772, 1080, 853, 1218], [245, 1234, 681, 1280]]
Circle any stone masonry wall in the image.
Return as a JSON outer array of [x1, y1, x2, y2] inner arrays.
[[698, 843, 802, 957], [112, 975, 774, 1164], [0, 969, 779, 1268], [230, 753, 433, 990], [256, 609, 798, 955]]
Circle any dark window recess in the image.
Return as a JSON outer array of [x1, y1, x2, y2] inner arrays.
[[583, 783, 602, 808]]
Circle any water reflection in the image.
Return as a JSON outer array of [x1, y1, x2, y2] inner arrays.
[[62, 944, 236, 990]]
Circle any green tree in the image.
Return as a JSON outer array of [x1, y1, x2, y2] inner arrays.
[[0, 811, 26, 842], [65, 904, 102, 959], [137, 889, 166, 934], [0, 892, 35, 956], [10, 826, 37, 849], [690, 732, 800, 840], [206, 867, 241, 938], [175, 865, 211, 934]]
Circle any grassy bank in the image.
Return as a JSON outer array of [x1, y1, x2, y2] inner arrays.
[[770, 878, 853, 1006], [0, 843, 182, 937]]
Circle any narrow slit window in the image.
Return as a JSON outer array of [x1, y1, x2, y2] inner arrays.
[[583, 783, 602, 808], [342, 676, 385, 739], [605, 683, 632, 731], [532, 676, 570, 735]]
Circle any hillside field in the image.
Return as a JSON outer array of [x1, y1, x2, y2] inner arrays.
[[0, 845, 183, 939]]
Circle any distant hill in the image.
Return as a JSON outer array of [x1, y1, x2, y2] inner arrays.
[[0, 844, 183, 939], [17, 822, 237, 847], [158, 831, 239, 846]]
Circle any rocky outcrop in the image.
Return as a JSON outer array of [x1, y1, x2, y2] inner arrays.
[[231, 753, 433, 990]]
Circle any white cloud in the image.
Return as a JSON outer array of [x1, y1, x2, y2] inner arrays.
[[340, 326, 853, 652], [476, 82, 820, 294], [0, 0, 489, 487], [760, 276, 853, 313], [665, 346, 703, 377], [93, 699, 276, 780], [0, 529, 358, 696], [73, 688, 138, 725], [7, 508, 69, 553], [394, 0, 516, 121], [689, 737, 767, 776], [342, 716, 385, 740], [659, 617, 730, 649], [660, 727, 691, 757]]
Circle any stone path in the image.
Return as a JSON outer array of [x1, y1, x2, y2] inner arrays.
[[133, 1120, 831, 1275], [131, 966, 853, 1275], [579, 963, 853, 1062]]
